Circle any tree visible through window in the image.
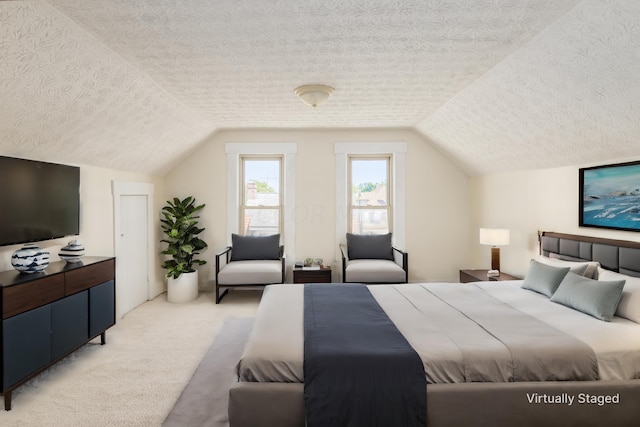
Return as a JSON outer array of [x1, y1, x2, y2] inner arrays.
[[241, 157, 282, 236], [349, 157, 391, 235]]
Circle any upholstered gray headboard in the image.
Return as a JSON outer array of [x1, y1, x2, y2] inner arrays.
[[539, 231, 640, 278]]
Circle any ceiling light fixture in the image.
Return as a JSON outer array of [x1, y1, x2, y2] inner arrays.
[[294, 84, 335, 108]]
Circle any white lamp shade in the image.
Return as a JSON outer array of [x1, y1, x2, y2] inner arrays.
[[479, 228, 510, 246]]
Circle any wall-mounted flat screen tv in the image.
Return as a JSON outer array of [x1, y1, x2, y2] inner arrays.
[[0, 156, 80, 246], [579, 160, 640, 232]]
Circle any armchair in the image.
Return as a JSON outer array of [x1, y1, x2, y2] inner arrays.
[[215, 234, 285, 303], [340, 233, 408, 283]]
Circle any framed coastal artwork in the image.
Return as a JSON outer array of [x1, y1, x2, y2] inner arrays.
[[579, 160, 640, 231]]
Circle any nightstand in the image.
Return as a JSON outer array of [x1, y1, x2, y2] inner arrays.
[[459, 269, 519, 283], [293, 266, 332, 283]]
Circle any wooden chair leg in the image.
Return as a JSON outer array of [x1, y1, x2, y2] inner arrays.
[[4, 391, 11, 411]]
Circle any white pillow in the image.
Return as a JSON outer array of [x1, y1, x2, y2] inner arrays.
[[598, 268, 640, 323], [538, 256, 600, 279]]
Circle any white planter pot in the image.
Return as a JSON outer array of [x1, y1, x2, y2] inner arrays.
[[167, 271, 199, 303]]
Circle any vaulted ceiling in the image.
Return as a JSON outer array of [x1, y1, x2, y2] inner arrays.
[[1, 1, 639, 176]]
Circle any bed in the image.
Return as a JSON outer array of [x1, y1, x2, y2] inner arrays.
[[228, 232, 640, 426]]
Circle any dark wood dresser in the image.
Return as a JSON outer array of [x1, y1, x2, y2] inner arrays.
[[0, 257, 115, 410]]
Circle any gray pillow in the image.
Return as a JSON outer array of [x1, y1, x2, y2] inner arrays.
[[231, 233, 280, 261], [538, 256, 597, 278], [346, 233, 393, 260], [550, 272, 626, 322], [521, 259, 570, 297]]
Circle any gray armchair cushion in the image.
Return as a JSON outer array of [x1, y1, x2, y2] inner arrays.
[[218, 260, 283, 285], [345, 259, 406, 283], [346, 233, 393, 260], [230, 233, 280, 261]]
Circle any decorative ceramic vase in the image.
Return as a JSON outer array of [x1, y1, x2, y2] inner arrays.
[[11, 243, 50, 274], [59, 240, 85, 263]]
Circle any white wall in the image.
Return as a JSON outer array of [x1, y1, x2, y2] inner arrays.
[[163, 128, 471, 285], [0, 163, 165, 298], [470, 161, 640, 277], [6, 148, 637, 291]]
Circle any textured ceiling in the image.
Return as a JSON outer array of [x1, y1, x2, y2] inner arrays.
[[1, 0, 638, 175]]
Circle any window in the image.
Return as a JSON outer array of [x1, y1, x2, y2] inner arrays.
[[226, 143, 295, 262], [348, 156, 391, 235], [335, 142, 406, 252], [240, 156, 282, 236]]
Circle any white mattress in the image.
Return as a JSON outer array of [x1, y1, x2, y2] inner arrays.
[[237, 282, 640, 383]]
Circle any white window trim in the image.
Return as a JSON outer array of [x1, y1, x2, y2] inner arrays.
[[335, 143, 406, 254], [226, 143, 296, 265]]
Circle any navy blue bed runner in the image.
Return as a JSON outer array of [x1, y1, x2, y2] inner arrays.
[[303, 283, 426, 427]]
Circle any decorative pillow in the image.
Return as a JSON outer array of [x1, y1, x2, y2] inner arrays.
[[230, 233, 280, 261], [597, 268, 640, 323], [550, 272, 625, 322], [538, 256, 599, 279], [346, 233, 393, 260], [521, 259, 570, 297]]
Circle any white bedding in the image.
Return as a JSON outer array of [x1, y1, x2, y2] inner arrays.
[[476, 280, 640, 380], [237, 282, 640, 384]]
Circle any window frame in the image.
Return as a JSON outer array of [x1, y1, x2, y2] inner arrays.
[[225, 143, 297, 268], [239, 155, 284, 237], [335, 142, 406, 258], [347, 154, 393, 235]]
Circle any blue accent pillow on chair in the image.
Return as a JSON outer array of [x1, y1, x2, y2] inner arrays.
[[231, 234, 280, 261], [347, 233, 394, 260]]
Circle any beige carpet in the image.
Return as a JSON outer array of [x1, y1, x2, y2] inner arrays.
[[0, 290, 261, 427]]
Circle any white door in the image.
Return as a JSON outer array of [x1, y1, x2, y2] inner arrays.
[[118, 194, 149, 317], [112, 181, 154, 319]]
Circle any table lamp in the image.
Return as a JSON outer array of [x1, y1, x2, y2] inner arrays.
[[479, 228, 510, 276]]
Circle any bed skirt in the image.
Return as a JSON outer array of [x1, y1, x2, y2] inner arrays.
[[228, 379, 640, 427]]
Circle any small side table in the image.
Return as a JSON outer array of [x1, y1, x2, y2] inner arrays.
[[293, 266, 332, 283], [459, 269, 519, 283]]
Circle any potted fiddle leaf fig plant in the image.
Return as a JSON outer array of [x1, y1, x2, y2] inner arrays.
[[160, 196, 208, 303]]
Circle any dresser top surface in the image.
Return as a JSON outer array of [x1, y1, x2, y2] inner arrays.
[[0, 257, 114, 288]]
